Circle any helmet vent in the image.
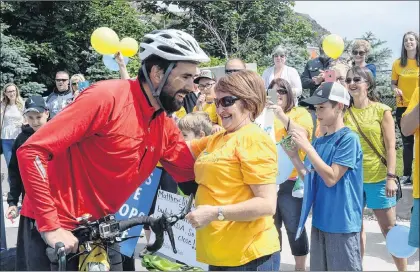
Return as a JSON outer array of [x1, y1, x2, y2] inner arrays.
[[157, 45, 184, 56]]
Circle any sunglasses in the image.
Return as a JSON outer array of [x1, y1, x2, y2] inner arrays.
[[214, 96, 240, 108], [55, 79, 68, 82], [345, 77, 364, 84], [72, 82, 78, 86], [273, 54, 286, 58], [352, 50, 366, 56], [225, 69, 243, 74]]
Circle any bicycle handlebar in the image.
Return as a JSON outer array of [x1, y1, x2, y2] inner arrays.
[[46, 194, 194, 269]]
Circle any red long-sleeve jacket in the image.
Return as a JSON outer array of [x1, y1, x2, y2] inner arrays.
[[17, 79, 195, 232]]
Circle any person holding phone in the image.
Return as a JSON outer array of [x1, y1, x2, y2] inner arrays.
[[267, 78, 313, 271], [69, 74, 87, 100], [391, 31, 419, 185]]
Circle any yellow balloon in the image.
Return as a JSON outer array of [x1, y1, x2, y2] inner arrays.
[[322, 34, 345, 59], [119, 37, 139, 57], [91, 27, 120, 55]]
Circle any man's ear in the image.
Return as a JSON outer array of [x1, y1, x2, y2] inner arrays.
[[150, 65, 163, 86]]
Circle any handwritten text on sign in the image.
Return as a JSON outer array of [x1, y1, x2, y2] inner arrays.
[[152, 190, 208, 270]]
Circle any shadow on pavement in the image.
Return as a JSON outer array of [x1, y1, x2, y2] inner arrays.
[[365, 231, 419, 266]]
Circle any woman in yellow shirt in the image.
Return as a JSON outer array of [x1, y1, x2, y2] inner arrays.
[[345, 66, 406, 271], [267, 78, 313, 271], [391, 31, 419, 185], [186, 70, 280, 270]]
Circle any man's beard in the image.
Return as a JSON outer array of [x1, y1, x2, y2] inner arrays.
[[159, 87, 187, 114]]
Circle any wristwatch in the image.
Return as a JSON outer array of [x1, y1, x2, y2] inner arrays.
[[217, 207, 225, 221]]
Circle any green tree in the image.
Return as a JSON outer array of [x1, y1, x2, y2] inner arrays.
[[1, 1, 153, 90], [0, 24, 46, 96]]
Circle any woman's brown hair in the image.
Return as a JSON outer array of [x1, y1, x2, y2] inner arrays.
[[400, 31, 420, 67], [347, 66, 379, 102], [267, 78, 294, 113], [215, 70, 266, 121]]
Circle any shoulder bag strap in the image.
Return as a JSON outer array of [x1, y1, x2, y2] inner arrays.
[[348, 107, 387, 166]]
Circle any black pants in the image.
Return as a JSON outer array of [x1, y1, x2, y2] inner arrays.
[[274, 180, 309, 256], [17, 215, 123, 271], [396, 107, 414, 177]]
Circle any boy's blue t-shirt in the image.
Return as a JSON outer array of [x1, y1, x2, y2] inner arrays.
[[310, 127, 364, 233]]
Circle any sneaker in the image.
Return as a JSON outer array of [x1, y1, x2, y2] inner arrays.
[[400, 176, 412, 185]]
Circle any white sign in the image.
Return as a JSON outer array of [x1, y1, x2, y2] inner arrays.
[[254, 108, 276, 143], [151, 190, 208, 270]]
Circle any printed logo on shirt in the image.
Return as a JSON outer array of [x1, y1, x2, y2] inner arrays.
[[317, 90, 323, 96]]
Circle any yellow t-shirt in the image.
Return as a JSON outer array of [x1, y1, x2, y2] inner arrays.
[[274, 107, 313, 179], [391, 59, 419, 107], [344, 103, 391, 183], [190, 123, 280, 266], [193, 103, 222, 126], [402, 87, 419, 198], [174, 106, 187, 120]]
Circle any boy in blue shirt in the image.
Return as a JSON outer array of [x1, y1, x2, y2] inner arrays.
[[285, 82, 364, 271]]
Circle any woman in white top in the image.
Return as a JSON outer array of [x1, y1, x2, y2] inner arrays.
[[1, 83, 24, 186], [262, 45, 303, 105]]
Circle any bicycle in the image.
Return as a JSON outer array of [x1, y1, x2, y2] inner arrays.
[[46, 194, 194, 271]]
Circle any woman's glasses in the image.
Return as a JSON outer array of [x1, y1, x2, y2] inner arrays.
[[352, 50, 366, 56], [345, 77, 364, 84], [214, 96, 240, 108]]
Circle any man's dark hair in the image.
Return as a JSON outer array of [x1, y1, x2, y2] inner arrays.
[[55, 70, 69, 78], [138, 55, 177, 82]]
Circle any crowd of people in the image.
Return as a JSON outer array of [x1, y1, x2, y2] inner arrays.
[[0, 28, 419, 271]]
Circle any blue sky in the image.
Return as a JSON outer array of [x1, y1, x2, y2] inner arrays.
[[293, 1, 420, 69]]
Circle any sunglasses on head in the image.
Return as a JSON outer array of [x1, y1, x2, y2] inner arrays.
[[55, 79, 68, 82], [225, 69, 243, 74], [214, 96, 240, 108], [352, 50, 366, 56], [345, 77, 364, 84]]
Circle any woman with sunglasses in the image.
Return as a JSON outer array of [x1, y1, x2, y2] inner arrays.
[[391, 31, 420, 185], [1, 83, 25, 188], [69, 74, 86, 100], [344, 66, 406, 271], [186, 70, 280, 271], [351, 40, 376, 78], [262, 46, 302, 105], [267, 78, 313, 271]]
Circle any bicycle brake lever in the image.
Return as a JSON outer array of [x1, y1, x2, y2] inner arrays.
[[165, 219, 177, 254], [179, 194, 194, 219]]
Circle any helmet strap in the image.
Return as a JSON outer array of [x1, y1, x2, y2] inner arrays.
[[141, 62, 175, 111]]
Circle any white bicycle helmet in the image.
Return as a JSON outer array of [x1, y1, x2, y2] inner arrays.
[[139, 29, 210, 63]]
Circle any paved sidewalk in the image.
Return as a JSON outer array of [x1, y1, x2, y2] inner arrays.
[[2, 154, 419, 271]]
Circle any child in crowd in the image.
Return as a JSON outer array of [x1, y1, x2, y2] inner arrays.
[[284, 82, 364, 271], [6, 95, 49, 271], [177, 112, 213, 195]]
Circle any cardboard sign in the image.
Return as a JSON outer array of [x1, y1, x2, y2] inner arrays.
[[151, 190, 208, 270]]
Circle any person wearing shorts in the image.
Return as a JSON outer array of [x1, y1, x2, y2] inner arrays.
[[344, 66, 407, 270], [401, 87, 420, 248]]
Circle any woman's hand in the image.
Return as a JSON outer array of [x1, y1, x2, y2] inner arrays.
[[196, 94, 206, 111], [6, 206, 18, 219], [114, 51, 126, 67], [211, 124, 223, 134], [267, 103, 286, 121], [393, 87, 403, 97], [186, 205, 218, 229], [385, 178, 398, 198], [289, 127, 312, 152]]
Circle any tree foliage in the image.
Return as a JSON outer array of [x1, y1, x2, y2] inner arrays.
[[1, 1, 153, 91], [0, 24, 46, 96]]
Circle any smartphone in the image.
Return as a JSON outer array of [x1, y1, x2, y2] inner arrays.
[[77, 81, 90, 92], [324, 70, 336, 83], [267, 88, 278, 104]]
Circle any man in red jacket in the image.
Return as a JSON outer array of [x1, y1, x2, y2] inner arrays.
[[17, 29, 209, 270]]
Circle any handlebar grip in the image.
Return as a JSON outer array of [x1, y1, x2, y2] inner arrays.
[[46, 242, 66, 271], [118, 216, 154, 232]]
